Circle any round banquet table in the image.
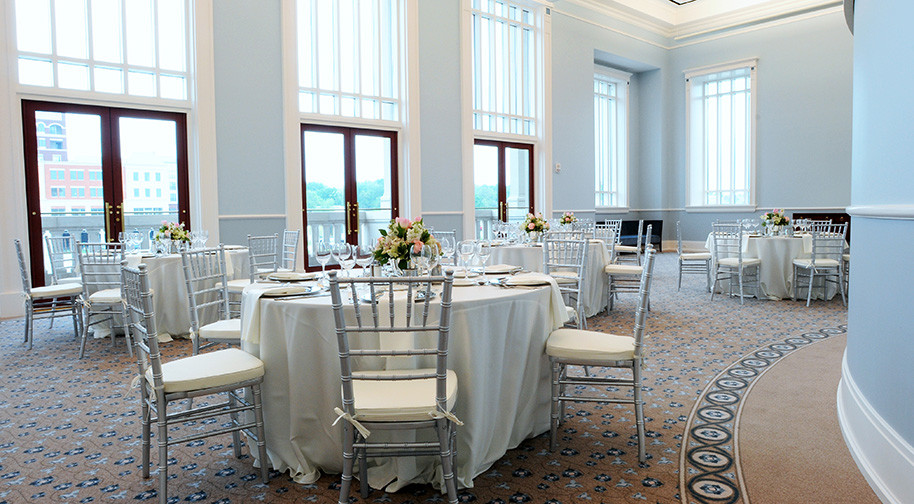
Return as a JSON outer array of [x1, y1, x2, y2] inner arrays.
[[121, 247, 249, 338], [486, 239, 611, 316], [239, 278, 568, 491], [705, 234, 837, 300]]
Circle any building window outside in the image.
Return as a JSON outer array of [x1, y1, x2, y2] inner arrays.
[[38, 138, 46, 147], [13, 0, 190, 100], [70, 170, 84, 180], [155, 172, 161, 181], [134, 188, 140, 197], [37, 123, 46, 133], [50, 169, 57, 180], [51, 140, 63, 149], [296, 0, 402, 122], [594, 66, 629, 208], [144, 172, 150, 181], [133, 172, 139, 181], [48, 124, 62, 134], [156, 188, 161, 197], [470, 0, 538, 137], [685, 59, 757, 207], [170, 193, 177, 202], [145, 188, 150, 197]]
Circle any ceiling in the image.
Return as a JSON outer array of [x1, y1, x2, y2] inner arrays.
[[567, 0, 843, 39]]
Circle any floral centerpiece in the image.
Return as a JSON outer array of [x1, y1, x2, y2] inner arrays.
[[760, 209, 790, 228], [154, 221, 190, 243], [521, 212, 550, 237], [560, 211, 577, 225], [373, 217, 439, 271]]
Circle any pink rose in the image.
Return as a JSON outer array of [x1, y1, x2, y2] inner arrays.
[[413, 216, 422, 224], [396, 217, 411, 228], [164, 230, 171, 237], [412, 240, 423, 254], [527, 223, 535, 230]]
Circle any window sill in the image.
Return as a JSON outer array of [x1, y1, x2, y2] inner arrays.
[[685, 205, 757, 213], [595, 206, 630, 213]]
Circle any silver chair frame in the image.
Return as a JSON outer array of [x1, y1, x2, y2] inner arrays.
[[181, 245, 236, 354], [280, 229, 301, 271], [710, 224, 760, 305], [247, 233, 280, 279], [14, 239, 82, 349], [606, 225, 652, 312], [677, 221, 711, 291], [543, 237, 589, 329], [76, 241, 128, 358], [793, 223, 847, 306]]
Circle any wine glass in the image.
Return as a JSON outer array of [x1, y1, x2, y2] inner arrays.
[[440, 236, 456, 267], [476, 240, 491, 275], [355, 244, 374, 277], [410, 243, 431, 275], [188, 230, 198, 250], [425, 243, 440, 276], [148, 229, 156, 253], [457, 240, 476, 280], [117, 232, 126, 250], [315, 240, 332, 281], [334, 242, 355, 277], [130, 230, 143, 253]]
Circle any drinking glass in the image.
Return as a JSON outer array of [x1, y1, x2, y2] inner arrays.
[[457, 240, 476, 280], [199, 229, 209, 248], [336, 243, 356, 277], [440, 236, 456, 266], [148, 229, 156, 253], [315, 240, 332, 281], [410, 243, 431, 275], [118, 232, 126, 248], [188, 230, 198, 249], [131, 230, 143, 253], [476, 240, 491, 275]]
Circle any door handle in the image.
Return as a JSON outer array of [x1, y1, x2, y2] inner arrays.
[[346, 202, 352, 231], [104, 202, 112, 239], [354, 203, 359, 234]]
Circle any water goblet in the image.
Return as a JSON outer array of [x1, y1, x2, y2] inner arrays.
[[336, 243, 356, 278], [131, 230, 143, 253], [457, 240, 476, 280], [440, 236, 456, 267], [355, 244, 374, 277], [315, 240, 332, 283], [410, 243, 431, 275], [476, 240, 491, 275]]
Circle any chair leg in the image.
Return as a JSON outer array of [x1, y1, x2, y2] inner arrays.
[[141, 393, 151, 479], [738, 270, 745, 306], [157, 407, 169, 504], [358, 443, 369, 498], [71, 300, 81, 340], [229, 391, 242, 459], [710, 272, 718, 301], [549, 359, 561, 452], [338, 423, 354, 504], [25, 304, 33, 349], [437, 419, 458, 504], [677, 262, 683, 291], [792, 266, 798, 302], [252, 384, 270, 484], [838, 268, 847, 306], [633, 364, 646, 464], [806, 271, 814, 307], [49, 298, 57, 329]]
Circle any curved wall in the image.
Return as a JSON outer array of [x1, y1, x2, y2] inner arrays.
[[839, 1, 914, 502]]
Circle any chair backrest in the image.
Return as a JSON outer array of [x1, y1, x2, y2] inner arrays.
[[247, 233, 279, 280], [435, 229, 457, 244], [546, 229, 590, 241], [810, 222, 847, 266], [594, 223, 615, 245], [76, 242, 125, 297], [281, 229, 301, 270], [543, 237, 588, 296], [604, 220, 622, 243], [328, 270, 455, 421], [13, 239, 32, 293], [571, 219, 595, 236], [632, 249, 657, 360], [121, 262, 163, 396], [809, 219, 833, 233], [710, 223, 744, 265], [45, 234, 81, 284], [181, 245, 231, 334]]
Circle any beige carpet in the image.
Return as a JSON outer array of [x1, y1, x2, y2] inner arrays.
[[738, 334, 879, 504]]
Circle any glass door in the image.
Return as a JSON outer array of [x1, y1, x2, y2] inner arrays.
[[473, 140, 534, 238], [22, 100, 188, 287], [301, 124, 398, 270]]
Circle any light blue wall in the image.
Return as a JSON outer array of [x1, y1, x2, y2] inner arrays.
[[213, 0, 286, 245], [846, 0, 914, 444]]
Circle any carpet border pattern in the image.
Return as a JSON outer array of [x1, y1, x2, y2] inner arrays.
[[679, 324, 848, 504]]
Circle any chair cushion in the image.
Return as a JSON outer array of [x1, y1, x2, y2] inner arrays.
[[843, 254, 851, 263], [351, 369, 458, 422], [220, 279, 251, 293], [550, 271, 580, 285], [565, 305, 578, 322], [546, 328, 635, 361], [199, 319, 241, 341], [718, 257, 761, 268], [604, 264, 643, 276], [149, 348, 264, 393], [88, 288, 123, 304], [681, 252, 711, 260], [615, 245, 639, 253], [30, 282, 82, 299], [793, 258, 840, 269]]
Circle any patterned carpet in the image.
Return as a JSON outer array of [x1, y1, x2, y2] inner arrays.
[[0, 252, 850, 504]]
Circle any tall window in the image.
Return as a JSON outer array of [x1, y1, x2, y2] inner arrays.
[[685, 60, 757, 207], [13, 0, 190, 100], [296, 0, 402, 122], [594, 67, 629, 208], [470, 0, 537, 136]]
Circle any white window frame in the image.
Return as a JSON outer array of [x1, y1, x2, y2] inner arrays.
[[594, 65, 630, 210], [685, 58, 758, 211]]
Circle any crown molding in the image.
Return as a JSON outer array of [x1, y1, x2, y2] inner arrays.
[[672, 0, 841, 40]]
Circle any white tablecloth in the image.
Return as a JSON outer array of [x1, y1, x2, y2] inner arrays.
[[240, 279, 567, 490], [122, 248, 249, 338], [704, 234, 835, 300], [487, 239, 610, 316]]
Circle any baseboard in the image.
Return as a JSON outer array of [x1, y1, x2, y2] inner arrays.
[[0, 291, 24, 319], [838, 350, 914, 503]]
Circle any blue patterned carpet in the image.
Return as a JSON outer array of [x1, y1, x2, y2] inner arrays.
[[0, 253, 849, 503]]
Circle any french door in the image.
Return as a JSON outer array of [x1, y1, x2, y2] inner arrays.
[[301, 124, 399, 270], [22, 100, 189, 287], [473, 139, 534, 238]]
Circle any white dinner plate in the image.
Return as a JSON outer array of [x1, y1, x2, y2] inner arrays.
[[267, 271, 318, 282], [261, 285, 315, 297], [484, 264, 522, 275]]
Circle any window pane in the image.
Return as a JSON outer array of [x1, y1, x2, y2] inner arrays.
[[91, 0, 122, 63], [18, 57, 54, 87], [15, 0, 52, 54], [55, 0, 89, 59], [126, 0, 155, 67], [160, 74, 186, 100], [94, 66, 124, 93], [127, 70, 156, 97], [58, 62, 90, 91], [157, 0, 186, 72]]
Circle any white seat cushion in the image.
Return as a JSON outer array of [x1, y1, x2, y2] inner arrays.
[[351, 369, 458, 422], [843, 254, 851, 263], [88, 288, 123, 304], [793, 258, 840, 269], [546, 328, 635, 361], [220, 279, 251, 293], [681, 252, 711, 260], [30, 282, 82, 299], [718, 257, 761, 268], [604, 264, 643, 276], [550, 272, 580, 285], [199, 318, 241, 341], [148, 348, 264, 394], [615, 245, 639, 253], [565, 305, 577, 321]]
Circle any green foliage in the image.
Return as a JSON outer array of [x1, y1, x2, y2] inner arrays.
[[306, 179, 387, 210], [475, 184, 498, 209]]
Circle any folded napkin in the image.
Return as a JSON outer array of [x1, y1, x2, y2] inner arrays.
[[452, 277, 482, 287], [505, 273, 570, 329], [267, 271, 318, 282], [485, 264, 521, 274], [260, 285, 312, 297]]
